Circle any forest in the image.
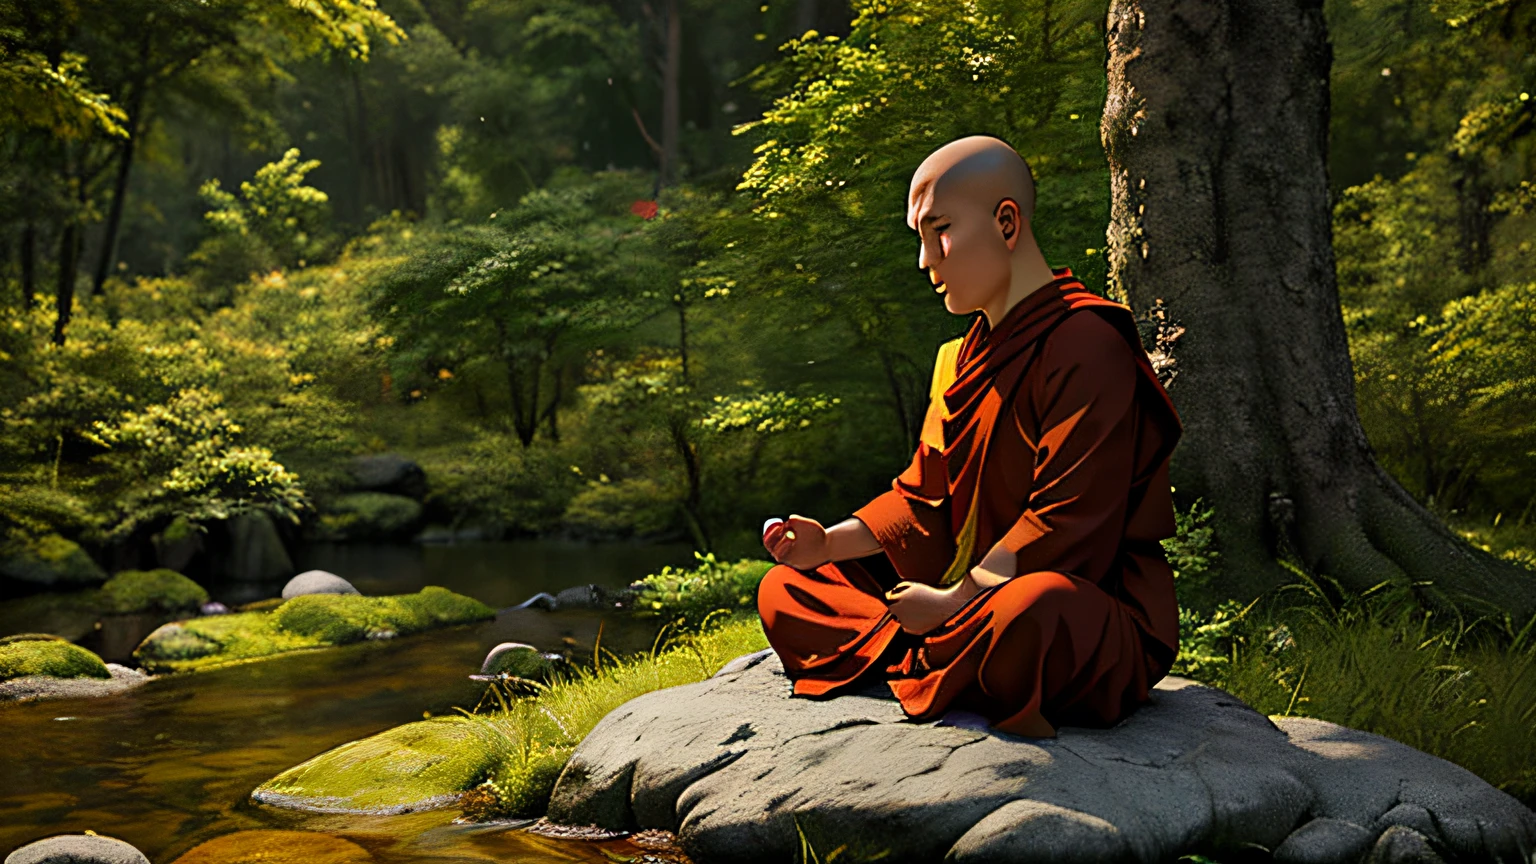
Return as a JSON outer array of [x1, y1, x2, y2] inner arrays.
[[1, 0, 1535, 855]]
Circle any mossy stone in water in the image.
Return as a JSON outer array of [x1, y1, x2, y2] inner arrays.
[[169, 830, 372, 864], [100, 569, 209, 614], [136, 587, 494, 673], [252, 717, 511, 814], [0, 639, 110, 681], [0, 532, 107, 587]]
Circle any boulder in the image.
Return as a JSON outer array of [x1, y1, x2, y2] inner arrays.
[[281, 570, 360, 600], [0, 533, 107, 589], [224, 511, 294, 583], [319, 493, 423, 542], [347, 453, 428, 500], [547, 650, 1536, 864], [3, 834, 149, 864], [152, 516, 204, 573], [99, 569, 208, 614]]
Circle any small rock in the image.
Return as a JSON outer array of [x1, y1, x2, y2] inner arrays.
[[365, 629, 397, 641], [513, 592, 557, 611], [281, 570, 360, 600], [472, 642, 565, 681], [555, 584, 605, 610], [199, 601, 230, 616], [1366, 825, 1445, 864], [1275, 817, 1374, 864], [3, 833, 150, 864]]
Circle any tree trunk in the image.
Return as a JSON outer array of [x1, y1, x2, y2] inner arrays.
[[20, 219, 36, 309], [53, 221, 79, 345], [796, 0, 818, 35], [1101, 0, 1536, 620], [660, 0, 681, 189], [91, 40, 150, 298]]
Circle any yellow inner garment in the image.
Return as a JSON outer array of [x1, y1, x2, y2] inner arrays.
[[919, 338, 979, 588]]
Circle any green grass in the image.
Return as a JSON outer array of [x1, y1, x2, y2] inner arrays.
[[1185, 567, 1536, 807], [254, 613, 770, 818], [134, 586, 494, 673], [0, 638, 111, 681]]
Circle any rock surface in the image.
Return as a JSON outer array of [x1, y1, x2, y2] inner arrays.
[[0, 663, 149, 703], [347, 453, 428, 500], [548, 649, 1536, 864], [3, 833, 149, 864], [223, 512, 293, 583], [282, 570, 360, 599], [319, 493, 424, 541]]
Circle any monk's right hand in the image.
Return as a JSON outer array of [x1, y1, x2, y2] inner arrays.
[[763, 514, 829, 570]]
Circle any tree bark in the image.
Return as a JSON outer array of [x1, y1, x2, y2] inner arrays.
[[1101, 0, 1536, 619], [91, 37, 150, 298], [660, 0, 681, 189]]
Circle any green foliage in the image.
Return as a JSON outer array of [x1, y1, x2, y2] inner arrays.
[[0, 46, 125, 138], [0, 638, 111, 681], [194, 148, 334, 278], [632, 553, 776, 627], [562, 477, 680, 539], [318, 492, 423, 541], [0, 531, 107, 587], [99, 568, 208, 614]]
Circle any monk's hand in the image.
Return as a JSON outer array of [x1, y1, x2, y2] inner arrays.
[[763, 514, 829, 569], [884, 581, 970, 635]]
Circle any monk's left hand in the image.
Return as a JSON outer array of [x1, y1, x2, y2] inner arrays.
[[884, 582, 969, 635]]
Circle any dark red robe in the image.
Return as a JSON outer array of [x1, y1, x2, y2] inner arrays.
[[757, 269, 1183, 736]]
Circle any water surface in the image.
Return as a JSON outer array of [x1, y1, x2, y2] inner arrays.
[[0, 540, 704, 862]]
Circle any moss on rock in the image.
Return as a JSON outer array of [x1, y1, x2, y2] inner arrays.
[[135, 587, 494, 673], [0, 638, 111, 681], [252, 717, 512, 814], [0, 532, 108, 587], [100, 569, 209, 614]]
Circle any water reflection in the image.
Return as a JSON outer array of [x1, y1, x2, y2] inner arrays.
[[0, 540, 702, 862]]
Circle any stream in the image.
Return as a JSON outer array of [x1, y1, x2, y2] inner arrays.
[[0, 539, 702, 862]]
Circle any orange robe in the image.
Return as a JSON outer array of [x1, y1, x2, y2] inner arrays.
[[756, 269, 1183, 736]]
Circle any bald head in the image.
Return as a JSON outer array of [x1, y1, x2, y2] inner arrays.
[[906, 136, 1035, 231]]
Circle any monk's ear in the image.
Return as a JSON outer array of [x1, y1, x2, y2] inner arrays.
[[995, 198, 1021, 250]]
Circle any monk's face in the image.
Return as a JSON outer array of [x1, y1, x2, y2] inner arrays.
[[907, 183, 1017, 317]]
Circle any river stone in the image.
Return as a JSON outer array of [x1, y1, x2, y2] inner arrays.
[[0, 533, 107, 588], [3, 834, 149, 864], [546, 649, 1536, 864], [0, 663, 149, 703], [281, 570, 360, 600]]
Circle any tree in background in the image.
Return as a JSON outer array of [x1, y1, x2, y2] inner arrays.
[[1100, 0, 1536, 619]]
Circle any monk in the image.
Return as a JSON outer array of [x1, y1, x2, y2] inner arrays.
[[756, 135, 1184, 737]]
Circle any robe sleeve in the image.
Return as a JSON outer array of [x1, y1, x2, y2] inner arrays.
[[851, 340, 960, 584], [998, 311, 1140, 584]]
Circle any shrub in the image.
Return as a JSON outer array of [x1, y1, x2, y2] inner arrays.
[[632, 553, 776, 627]]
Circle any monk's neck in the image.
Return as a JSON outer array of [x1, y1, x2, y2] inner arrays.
[[980, 241, 1058, 329]]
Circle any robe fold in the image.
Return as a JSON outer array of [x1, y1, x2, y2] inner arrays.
[[756, 268, 1184, 736]]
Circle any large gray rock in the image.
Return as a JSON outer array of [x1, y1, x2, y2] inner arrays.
[[347, 453, 428, 500], [4, 833, 149, 864], [281, 570, 360, 599], [548, 650, 1536, 864]]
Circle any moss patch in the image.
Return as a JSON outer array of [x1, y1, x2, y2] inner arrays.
[[0, 532, 107, 587], [252, 717, 512, 814], [253, 615, 770, 818], [100, 569, 209, 614], [0, 639, 111, 681], [135, 586, 494, 673]]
